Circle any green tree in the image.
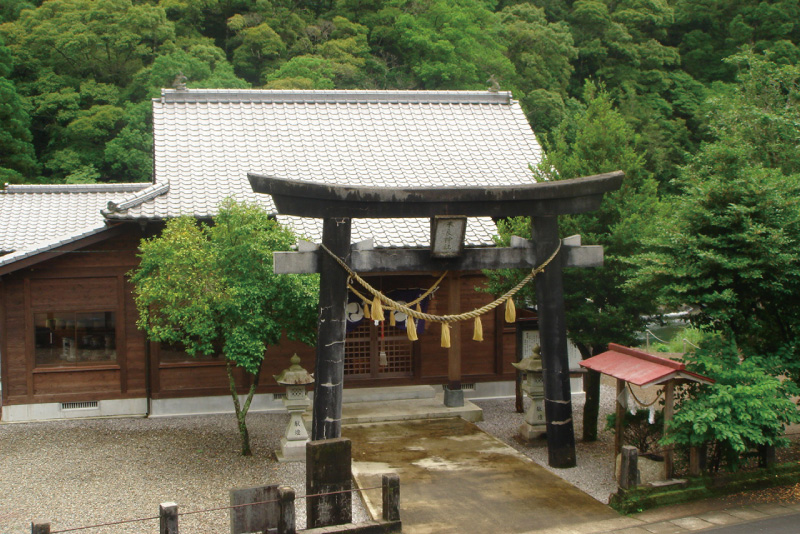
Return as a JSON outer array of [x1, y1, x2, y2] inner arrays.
[[632, 51, 800, 356], [670, 0, 800, 83], [266, 16, 378, 88], [663, 335, 800, 472], [230, 20, 287, 84], [368, 0, 516, 89], [498, 3, 577, 133], [130, 201, 319, 456], [0, 0, 176, 182], [565, 0, 704, 186], [0, 36, 37, 183], [487, 83, 660, 441]]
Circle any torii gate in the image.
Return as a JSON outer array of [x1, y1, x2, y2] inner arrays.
[[250, 170, 624, 468]]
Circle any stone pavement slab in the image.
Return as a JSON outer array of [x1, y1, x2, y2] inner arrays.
[[344, 418, 621, 534], [694, 511, 741, 526], [668, 517, 714, 530], [640, 521, 687, 534], [726, 507, 768, 521]]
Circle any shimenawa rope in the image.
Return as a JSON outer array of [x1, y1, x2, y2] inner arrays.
[[321, 240, 562, 325]]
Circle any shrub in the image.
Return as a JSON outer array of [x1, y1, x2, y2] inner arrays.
[[662, 334, 800, 472]]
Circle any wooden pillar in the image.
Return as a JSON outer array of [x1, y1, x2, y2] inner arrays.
[[663, 379, 675, 479], [615, 379, 625, 456], [447, 273, 462, 389], [312, 217, 352, 441], [532, 216, 576, 468]]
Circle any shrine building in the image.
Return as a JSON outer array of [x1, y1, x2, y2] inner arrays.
[[0, 89, 587, 422]]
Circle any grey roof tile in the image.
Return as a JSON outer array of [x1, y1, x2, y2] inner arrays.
[[106, 89, 543, 246], [0, 183, 149, 267], [4, 90, 545, 266]]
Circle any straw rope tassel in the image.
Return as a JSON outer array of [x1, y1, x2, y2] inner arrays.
[[407, 318, 418, 341], [389, 311, 396, 327], [473, 316, 484, 342], [372, 295, 385, 322], [362, 300, 371, 319], [441, 323, 451, 348], [505, 297, 516, 323]]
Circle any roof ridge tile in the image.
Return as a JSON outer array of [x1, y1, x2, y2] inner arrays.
[[158, 89, 514, 105], [3, 183, 150, 195]]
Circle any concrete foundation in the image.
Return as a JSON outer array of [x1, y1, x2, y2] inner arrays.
[[1, 398, 147, 422]]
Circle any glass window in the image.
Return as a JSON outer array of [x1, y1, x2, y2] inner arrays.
[[34, 312, 117, 367]]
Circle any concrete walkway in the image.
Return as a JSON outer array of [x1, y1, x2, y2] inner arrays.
[[343, 417, 800, 534], [344, 418, 631, 534]]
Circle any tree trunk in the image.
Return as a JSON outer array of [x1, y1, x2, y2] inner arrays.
[[576, 342, 601, 443], [226, 359, 263, 456], [583, 369, 601, 442]]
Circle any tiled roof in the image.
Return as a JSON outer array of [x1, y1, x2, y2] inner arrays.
[[0, 183, 149, 266], [106, 89, 544, 247]]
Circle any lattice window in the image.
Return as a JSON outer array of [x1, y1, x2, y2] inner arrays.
[[345, 322, 372, 376], [345, 322, 413, 378], [379, 325, 414, 376]]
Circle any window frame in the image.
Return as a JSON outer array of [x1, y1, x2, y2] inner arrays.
[[33, 309, 120, 369]]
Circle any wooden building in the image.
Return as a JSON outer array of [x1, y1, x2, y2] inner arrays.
[[0, 89, 563, 422]]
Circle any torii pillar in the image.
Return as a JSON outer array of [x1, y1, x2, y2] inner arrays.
[[250, 171, 624, 468]]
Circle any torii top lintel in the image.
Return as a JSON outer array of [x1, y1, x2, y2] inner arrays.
[[248, 171, 624, 219]]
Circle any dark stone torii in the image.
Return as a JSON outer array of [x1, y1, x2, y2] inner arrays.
[[250, 171, 623, 468]]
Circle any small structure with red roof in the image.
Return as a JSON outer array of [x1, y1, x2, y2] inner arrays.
[[580, 343, 714, 481]]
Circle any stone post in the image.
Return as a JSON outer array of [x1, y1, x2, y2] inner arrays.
[[278, 486, 296, 534], [382, 474, 401, 522], [159, 502, 179, 534], [618, 446, 639, 490], [307, 438, 352, 528]]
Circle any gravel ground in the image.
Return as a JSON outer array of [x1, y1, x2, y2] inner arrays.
[[0, 384, 617, 534], [475, 384, 619, 504], [0, 413, 367, 534]]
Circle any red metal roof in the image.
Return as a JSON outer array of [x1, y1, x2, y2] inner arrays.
[[579, 343, 714, 387]]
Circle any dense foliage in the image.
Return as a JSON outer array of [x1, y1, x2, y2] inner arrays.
[[663, 336, 800, 472], [0, 0, 797, 187], [130, 200, 319, 455]]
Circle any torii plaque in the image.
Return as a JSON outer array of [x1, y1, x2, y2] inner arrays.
[[250, 171, 624, 468]]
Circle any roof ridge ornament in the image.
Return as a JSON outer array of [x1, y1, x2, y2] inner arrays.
[[103, 182, 170, 214]]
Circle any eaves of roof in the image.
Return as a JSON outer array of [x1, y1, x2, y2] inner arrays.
[[0, 224, 130, 277]]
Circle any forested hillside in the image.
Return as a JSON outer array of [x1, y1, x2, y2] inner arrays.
[[1, 0, 798, 187]]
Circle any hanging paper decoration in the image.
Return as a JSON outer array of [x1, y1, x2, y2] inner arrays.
[[371, 295, 385, 322], [441, 323, 451, 348], [406, 317, 418, 341], [473, 316, 484, 341], [505, 297, 516, 323], [388, 289, 431, 336]]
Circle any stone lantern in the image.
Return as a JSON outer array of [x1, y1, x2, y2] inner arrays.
[[274, 354, 314, 462], [512, 344, 547, 440]]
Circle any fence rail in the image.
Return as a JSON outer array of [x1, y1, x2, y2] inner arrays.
[[32, 476, 400, 534]]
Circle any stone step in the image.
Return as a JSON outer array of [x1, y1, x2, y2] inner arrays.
[[303, 392, 483, 427], [342, 385, 437, 403]]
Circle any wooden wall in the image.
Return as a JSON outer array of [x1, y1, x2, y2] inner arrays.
[[0, 224, 519, 408]]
